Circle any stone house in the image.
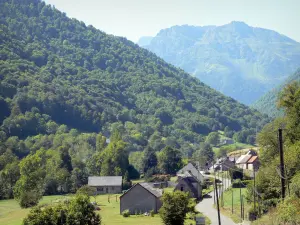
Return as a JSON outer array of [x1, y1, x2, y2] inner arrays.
[[177, 163, 204, 183], [88, 176, 122, 194], [212, 157, 235, 171], [120, 183, 162, 214], [175, 172, 202, 199]]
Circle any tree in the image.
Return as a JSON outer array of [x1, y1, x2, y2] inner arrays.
[[23, 194, 101, 225], [142, 146, 158, 173], [14, 153, 46, 208], [100, 133, 129, 176], [158, 146, 183, 175], [67, 194, 101, 225], [159, 191, 195, 225], [0, 161, 20, 199], [192, 142, 214, 169], [278, 82, 300, 144], [205, 132, 220, 146]]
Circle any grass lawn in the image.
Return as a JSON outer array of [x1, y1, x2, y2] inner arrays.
[[218, 187, 250, 223], [0, 195, 70, 225], [0, 194, 200, 225]]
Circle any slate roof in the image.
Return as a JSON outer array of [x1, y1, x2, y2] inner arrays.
[[120, 183, 162, 199], [177, 163, 204, 182], [140, 183, 163, 198], [88, 176, 122, 187]]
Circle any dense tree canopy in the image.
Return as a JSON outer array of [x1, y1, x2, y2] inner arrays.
[[253, 81, 300, 222], [0, 0, 270, 203]]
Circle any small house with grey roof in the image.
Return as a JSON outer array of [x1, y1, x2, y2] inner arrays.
[[88, 176, 122, 194], [177, 162, 204, 183], [120, 183, 162, 214], [175, 171, 202, 199]]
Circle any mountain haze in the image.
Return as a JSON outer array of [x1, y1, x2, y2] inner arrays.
[[139, 22, 300, 105], [252, 68, 300, 118], [0, 0, 269, 158]]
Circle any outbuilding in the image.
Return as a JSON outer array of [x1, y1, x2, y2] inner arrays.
[[88, 176, 122, 194], [120, 183, 162, 214]]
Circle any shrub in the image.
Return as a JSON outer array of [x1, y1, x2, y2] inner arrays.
[[150, 209, 155, 217], [122, 209, 130, 217], [23, 194, 101, 225]]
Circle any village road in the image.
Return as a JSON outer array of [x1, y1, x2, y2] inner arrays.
[[195, 175, 249, 225]]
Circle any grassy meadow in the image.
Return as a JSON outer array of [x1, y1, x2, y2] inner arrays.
[[218, 187, 249, 223], [0, 193, 200, 225]]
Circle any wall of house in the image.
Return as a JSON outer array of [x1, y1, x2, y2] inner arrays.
[[95, 186, 122, 194], [175, 179, 196, 198], [120, 185, 160, 214]]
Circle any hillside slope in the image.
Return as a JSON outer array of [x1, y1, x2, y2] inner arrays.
[[252, 68, 300, 117], [0, 0, 269, 156], [139, 23, 300, 105]]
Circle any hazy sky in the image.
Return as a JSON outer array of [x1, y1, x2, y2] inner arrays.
[[44, 0, 300, 42]]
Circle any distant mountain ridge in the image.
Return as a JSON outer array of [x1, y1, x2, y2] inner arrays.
[[138, 22, 300, 105], [252, 68, 300, 117]]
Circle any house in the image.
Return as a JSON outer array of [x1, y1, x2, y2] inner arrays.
[[88, 176, 122, 194], [175, 172, 202, 199], [120, 183, 162, 214], [236, 151, 260, 171], [246, 155, 260, 171], [177, 163, 204, 183], [211, 157, 235, 171], [236, 154, 252, 169]]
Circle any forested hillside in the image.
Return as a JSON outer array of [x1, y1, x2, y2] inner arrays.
[[139, 23, 300, 105], [0, 0, 270, 202], [0, 0, 269, 150], [252, 68, 300, 117]]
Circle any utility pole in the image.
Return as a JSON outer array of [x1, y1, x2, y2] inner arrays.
[[242, 195, 245, 220], [213, 163, 216, 204], [240, 180, 242, 221], [215, 180, 221, 225], [285, 165, 290, 197], [253, 169, 256, 212], [278, 128, 285, 199]]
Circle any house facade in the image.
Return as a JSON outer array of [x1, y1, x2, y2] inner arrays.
[[236, 152, 260, 171], [175, 172, 202, 199], [120, 183, 162, 214], [88, 176, 122, 194]]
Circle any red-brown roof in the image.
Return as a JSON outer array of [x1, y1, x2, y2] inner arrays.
[[247, 156, 258, 163]]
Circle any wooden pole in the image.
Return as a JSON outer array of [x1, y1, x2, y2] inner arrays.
[[240, 180, 242, 221], [215, 180, 222, 225], [278, 128, 285, 199], [253, 169, 256, 212]]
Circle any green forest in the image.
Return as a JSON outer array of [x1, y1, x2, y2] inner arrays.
[[0, 0, 270, 203], [246, 81, 300, 223], [253, 68, 300, 118]]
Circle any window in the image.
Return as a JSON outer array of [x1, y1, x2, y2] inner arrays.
[[180, 186, 184, 191], [97, 187, 103, 192], [111, 187, 114, 190]]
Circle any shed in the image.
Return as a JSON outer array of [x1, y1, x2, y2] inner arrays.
[[120, 183, 162, 214], [88, 176, 122, 194]]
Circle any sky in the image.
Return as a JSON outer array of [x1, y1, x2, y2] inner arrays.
[[44, 0, 300, 43]]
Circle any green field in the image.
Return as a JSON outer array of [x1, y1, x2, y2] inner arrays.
[[0, 194, 199, 225], [218, 187, 249, 223]]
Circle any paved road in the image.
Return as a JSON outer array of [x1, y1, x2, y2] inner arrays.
[[196, 175, 249, 225]]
